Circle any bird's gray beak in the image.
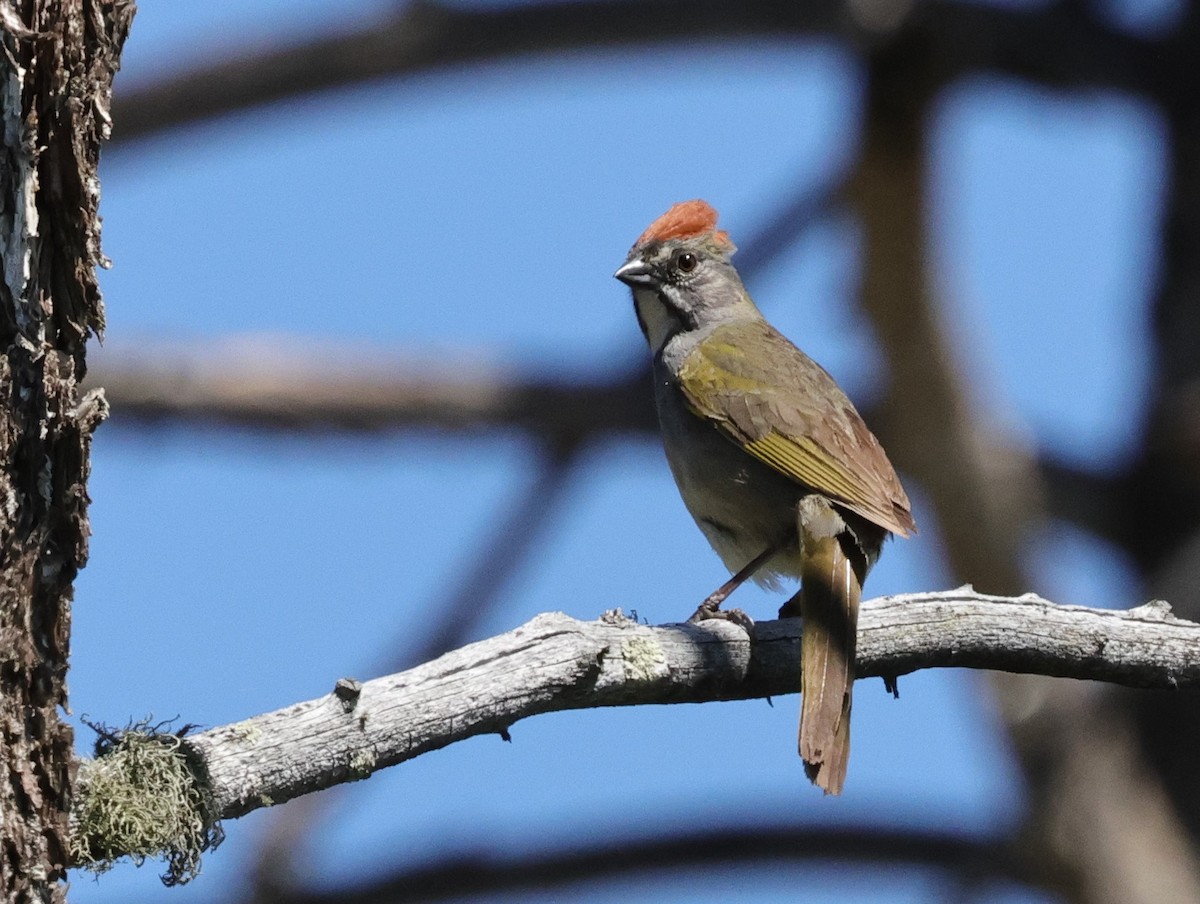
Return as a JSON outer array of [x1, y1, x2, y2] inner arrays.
[[614, 259, 654, 287]]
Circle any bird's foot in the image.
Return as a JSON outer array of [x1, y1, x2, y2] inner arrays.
[[688, 596, 754, 632]]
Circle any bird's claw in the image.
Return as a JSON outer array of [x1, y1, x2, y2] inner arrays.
[[688, 598, 755, 632]]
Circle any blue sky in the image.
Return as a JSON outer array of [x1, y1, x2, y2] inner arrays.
[[68, 2, 1158, 901]]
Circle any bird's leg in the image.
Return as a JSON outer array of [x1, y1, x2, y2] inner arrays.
[[688, 544, 777, 629]]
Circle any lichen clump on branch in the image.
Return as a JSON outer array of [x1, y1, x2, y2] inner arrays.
[[71, 722, 223, 885]]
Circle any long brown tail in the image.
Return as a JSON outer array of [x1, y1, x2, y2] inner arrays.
[[798, 531, 861, 795]]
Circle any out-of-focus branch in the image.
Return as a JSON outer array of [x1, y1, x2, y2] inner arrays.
[[391, 444, 586, 668], [1121, 2, 1200, 871], [85, 338, 653, 439], [1119, 6, 1200, 573], [849, 25, 1200, 904], [270, 823, 1021, 904], [88, 339, 1137, 557], [247, 441, 588, 894], [109, 0, 1167, 145], [89, 165, 841, 440], [850, 38, 1037, 595]]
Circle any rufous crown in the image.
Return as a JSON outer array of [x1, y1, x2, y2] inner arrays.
[[634, 199, 734, 250]]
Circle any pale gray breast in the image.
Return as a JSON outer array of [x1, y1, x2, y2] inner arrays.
[[651, 355, 805, 581]]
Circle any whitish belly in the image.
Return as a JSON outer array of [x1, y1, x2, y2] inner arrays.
[[653, 372, 805, 585]]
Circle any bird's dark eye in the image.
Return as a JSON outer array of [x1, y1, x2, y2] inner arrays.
[[675, 252, 698, 273]]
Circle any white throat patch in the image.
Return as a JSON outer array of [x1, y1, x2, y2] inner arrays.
[[632, 287, 680, 353]]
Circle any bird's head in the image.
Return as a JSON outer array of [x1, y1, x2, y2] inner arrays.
[[615, 200, 758, 351]]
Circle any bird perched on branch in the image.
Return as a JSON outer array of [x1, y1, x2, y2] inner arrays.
[[615, 200, 915, 794]]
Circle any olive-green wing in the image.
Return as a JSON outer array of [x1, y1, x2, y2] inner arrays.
[[677, 320, 915, 538]]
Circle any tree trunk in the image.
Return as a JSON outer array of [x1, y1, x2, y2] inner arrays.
[[0, 1, 132, 900]]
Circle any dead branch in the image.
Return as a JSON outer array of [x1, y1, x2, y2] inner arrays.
[[72, 588, 1200, 876]]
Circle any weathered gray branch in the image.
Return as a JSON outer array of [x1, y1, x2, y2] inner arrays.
[[187, 589, 1195, 819], [71, 588, 1200, 879]]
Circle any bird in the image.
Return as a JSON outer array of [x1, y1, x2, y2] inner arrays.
[[614, 199, 915, 794]]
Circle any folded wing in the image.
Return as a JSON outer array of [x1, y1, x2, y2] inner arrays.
[[677, 320, 916, 538]]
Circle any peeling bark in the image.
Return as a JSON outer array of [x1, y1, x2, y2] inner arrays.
[[0, 1, 132, 901]]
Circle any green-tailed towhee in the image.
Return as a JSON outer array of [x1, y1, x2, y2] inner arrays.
[[614, 199, 915, 795]]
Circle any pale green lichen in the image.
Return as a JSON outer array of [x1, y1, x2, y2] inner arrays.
[[621, 635, 668, 682], [71, 723, 223, 885], [225, 720, 263, 746], [347, 747, 377, 780]]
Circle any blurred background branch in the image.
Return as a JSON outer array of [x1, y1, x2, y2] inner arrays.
[[111, 0, 1169, 144], [261, 822, 1023, 904]]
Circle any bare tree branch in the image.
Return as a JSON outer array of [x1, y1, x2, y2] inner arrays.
[[71, 588, 1200, 875], [244, 442, 587, 891], [845, 24, 1200, 903], [273, 822, 1023, 904], [85, 338, 653, 439], [86, 167, 842, 442], [109, 1, 1166, 145]]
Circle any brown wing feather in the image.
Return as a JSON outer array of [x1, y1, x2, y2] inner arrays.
[[677, 320, 915, 538]]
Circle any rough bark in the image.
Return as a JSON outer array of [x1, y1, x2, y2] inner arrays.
[[0, 1, 132, 900]]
